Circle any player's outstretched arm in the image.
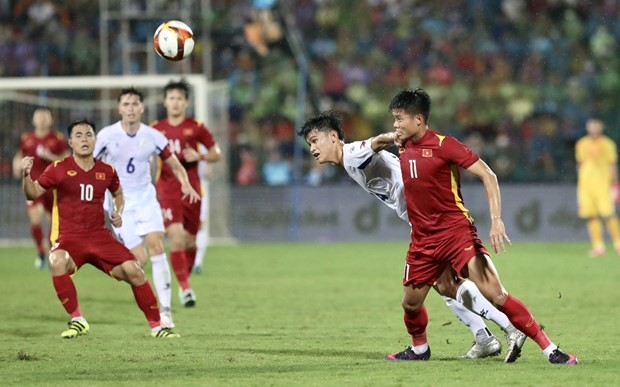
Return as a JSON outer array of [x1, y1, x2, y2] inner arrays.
[[110, 187, 124, 228], [21, 157, 46, 200], [466, 159, 511, 254], [164, 154, 201, 203], [371, 132, 398, 152]]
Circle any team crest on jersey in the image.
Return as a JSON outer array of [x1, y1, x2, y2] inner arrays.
[[96, 172, 105, 180], [422, 149, 432, 157], [67, 170, 77, 176], [184, 128, 193, 136]]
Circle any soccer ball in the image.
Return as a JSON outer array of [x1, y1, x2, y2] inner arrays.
[[153, 20, 195, 61]]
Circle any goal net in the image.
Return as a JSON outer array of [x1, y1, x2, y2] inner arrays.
[[0, 75, 232, 244]]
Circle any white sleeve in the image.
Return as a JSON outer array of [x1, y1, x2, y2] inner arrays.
[[343, 139, 376, 170], [94, 128, 108, 160], [150, 127, 169, 154]]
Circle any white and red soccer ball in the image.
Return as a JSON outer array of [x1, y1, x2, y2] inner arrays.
[[153, 20, 195, 62]]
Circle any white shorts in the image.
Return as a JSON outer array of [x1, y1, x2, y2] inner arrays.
[[112, 202, 165, 250]]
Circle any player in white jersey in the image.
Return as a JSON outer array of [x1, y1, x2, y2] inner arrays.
[[95, 87, 200, 328], [298, 111, 527, 360]]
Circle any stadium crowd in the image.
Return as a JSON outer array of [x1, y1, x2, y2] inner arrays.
[[2, 0, 620, 185]]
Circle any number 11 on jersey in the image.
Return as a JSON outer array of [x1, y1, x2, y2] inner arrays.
[[409, 159, 418, 179]]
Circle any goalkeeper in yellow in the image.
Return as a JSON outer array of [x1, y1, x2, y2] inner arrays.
[[575, 117, 620, 257]]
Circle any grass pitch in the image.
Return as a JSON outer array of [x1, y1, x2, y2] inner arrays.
[[1, 241, 618, 386]]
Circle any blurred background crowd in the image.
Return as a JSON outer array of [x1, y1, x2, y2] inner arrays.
[[2, 0, 620, 185]]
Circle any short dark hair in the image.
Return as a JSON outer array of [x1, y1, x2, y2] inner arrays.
[[388, 88, 431, 122], [67, 119, 96, 136], [297, 110, 344, 140], [118, 87, 144, 102], [164, 79, 190, 99]]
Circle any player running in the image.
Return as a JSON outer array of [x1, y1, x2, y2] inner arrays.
[[151, 80, 221, 305], [13, 107, 69, 269], [21, 119, 178, 338], [95, 87, 200, 327], [386, 88, 577, 364], [297, 111, 526, 360]]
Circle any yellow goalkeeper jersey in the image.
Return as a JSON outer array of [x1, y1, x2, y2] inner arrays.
[[575, 134, 617, 188]]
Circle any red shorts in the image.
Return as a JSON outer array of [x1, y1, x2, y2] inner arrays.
[[403, 225, 488, 286], [159, 196, 202, 235], [51, 230, 137, 275], [26, 190, 54, 213]]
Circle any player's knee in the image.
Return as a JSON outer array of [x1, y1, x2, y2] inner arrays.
[[402, 298, 424, 312], [48, 251, 72, 274], [434, 279, 458, 299], [123, 262, 146, 286], [185, 239, 196, 250]]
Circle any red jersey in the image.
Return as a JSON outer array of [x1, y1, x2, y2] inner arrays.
[[151, 117, 216, 198], [398, 129, 479, 247], [37, 157, 120, 242], [18, 131, 67, 180]]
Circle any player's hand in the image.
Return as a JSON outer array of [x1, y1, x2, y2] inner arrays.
[[21, 157, 34, 177], [110, 211, 123, 228], [394, 131, 403, 146], [182, 147, 201, 162], [489, 218, 511, 254], [182, 184, 201, 204]]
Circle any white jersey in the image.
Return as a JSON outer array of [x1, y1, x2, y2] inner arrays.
[[95, 121, 168, 210], [342, 139, 407, 222]]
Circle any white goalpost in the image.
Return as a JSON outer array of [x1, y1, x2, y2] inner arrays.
[[0, 75, 233, 245]]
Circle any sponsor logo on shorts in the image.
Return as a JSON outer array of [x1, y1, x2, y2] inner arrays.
[[67, 170, 77, 176]]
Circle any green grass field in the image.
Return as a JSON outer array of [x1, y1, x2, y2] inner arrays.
[[1, 241, 618, 386]]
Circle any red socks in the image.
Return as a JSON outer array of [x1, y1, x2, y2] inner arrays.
[[31, 225, 44, 255], [185, 248, 196, 275], [52, 274, 82, 318], [499, 294, 551, 349], [404, 305, 428, 346], [132, 281, 161, 329], [170, 251, 191, 290]]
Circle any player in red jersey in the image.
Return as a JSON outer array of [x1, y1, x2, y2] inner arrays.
[[21, 119, 179, 339], [152, 80, 222, 307], [12, 107, 69, 269], [384, 88, 578, 365]]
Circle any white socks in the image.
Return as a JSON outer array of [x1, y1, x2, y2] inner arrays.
[[442, 295, 488, 337], [456, 279, 511, 330], [150, 253, 172, 311], [194, 228, 208, 269]]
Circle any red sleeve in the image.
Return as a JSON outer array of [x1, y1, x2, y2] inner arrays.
[[442, 136, 479, 169], [159, 144, 173, 160], [109, 166, 120, 192], [198, 123, 216, 149], [37, 162, 59, 190]]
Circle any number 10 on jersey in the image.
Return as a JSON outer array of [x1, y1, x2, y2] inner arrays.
[[80, 183, 94, 201]]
